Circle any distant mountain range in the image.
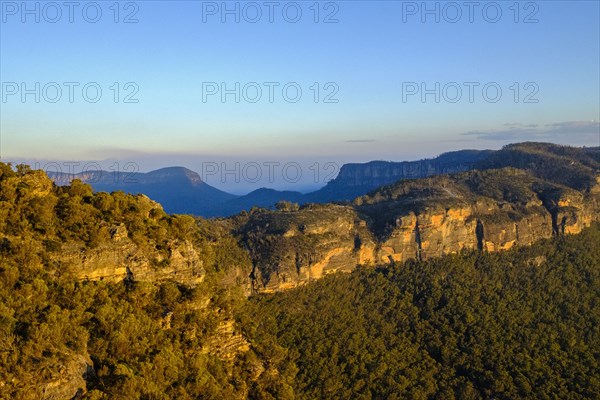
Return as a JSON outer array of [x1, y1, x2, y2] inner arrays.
[[49, 166, 236, 216], [47, 144, 599, 217], [240, 142, 600, 291], [304, 149, 494, 203]]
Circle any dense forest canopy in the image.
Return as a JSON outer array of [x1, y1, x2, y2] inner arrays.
[[1, 159, 599, 399], [242, 227, 600, 399]]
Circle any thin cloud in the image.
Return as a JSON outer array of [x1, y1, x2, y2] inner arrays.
[[346, 139, 377, 143], [502, 123, 539, 129], [462, 120, 600, 142]]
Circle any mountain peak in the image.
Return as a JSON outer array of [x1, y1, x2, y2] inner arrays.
[[146, 166, 204, 185]]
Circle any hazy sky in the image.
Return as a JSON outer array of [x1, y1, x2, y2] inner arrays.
[[1, 1, 599, 191]]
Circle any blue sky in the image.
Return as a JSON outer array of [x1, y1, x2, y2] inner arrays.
[[1, 0, 599, 191]]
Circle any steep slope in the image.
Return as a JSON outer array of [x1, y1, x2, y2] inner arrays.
[[357, 167, 599, 263], [0, 163, 255, 399], [8, 142, 600, 295], [2, 160, 599, 398], [239, 156, 600, 291], [0, 164, 251, 288], [243, 227, 600, 399], [237, 204, 376, 292]]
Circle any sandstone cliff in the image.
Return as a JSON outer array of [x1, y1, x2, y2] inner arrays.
[[242, 168, 600, 292], [56, 228, 206, 286], [0, 166, 251, 290], [3, 143, 599, 295], [239, 204, 377, 292]]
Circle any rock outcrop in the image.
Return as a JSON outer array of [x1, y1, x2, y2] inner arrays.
[[240, 204, 376, 292], [40, 353, 94, 400], [201, 320, 251, 361], [4, 143, 599, 294], [2, 352, 94, 400], [56, 224, 206, 285], [242, 168, 600, 292]]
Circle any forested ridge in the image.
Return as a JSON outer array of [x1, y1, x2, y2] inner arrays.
[[242, 226, 600, 399], [0, 163, 256, 399], [1, 160, 599, 398]]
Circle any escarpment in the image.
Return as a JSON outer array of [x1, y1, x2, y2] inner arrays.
[[56, 225, 206, 285], [2, 143, 599, 294], [306, 149, 493, 202], [242, 167, 600, 292], [0, 165, 251, 290], [239, 204, 377, 292]]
